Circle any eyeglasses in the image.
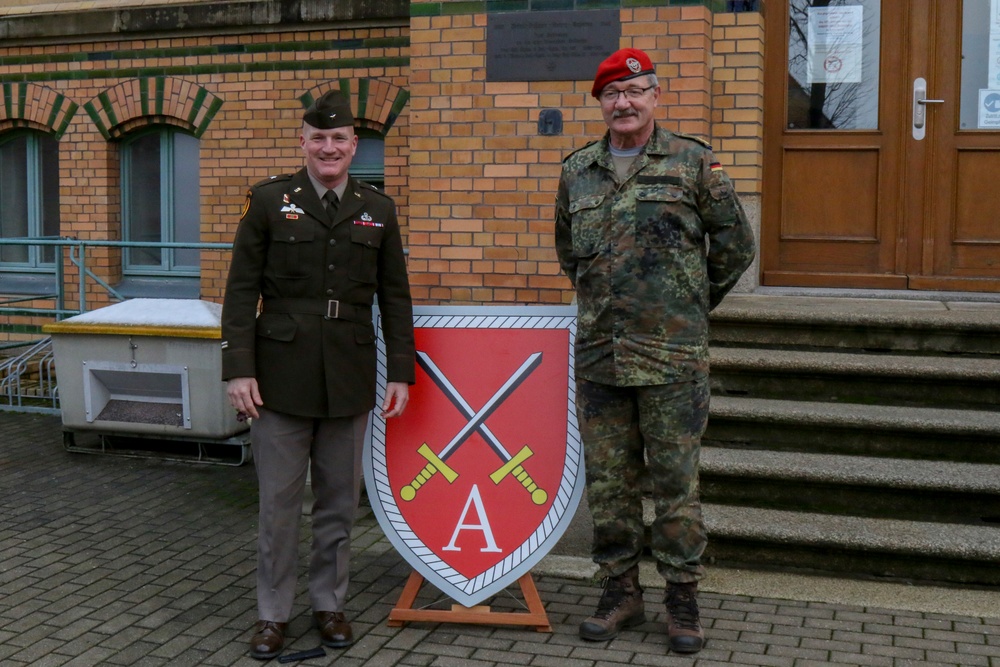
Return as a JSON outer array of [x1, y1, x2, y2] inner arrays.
[[599, 85, 655, 103]]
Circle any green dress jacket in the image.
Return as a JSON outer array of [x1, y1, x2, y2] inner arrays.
[[221, 167, 415, 418]]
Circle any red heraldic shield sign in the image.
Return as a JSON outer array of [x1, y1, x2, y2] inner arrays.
[[365, 306, 583, 607]]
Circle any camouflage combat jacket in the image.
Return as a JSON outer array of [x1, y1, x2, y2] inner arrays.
[[554, 125, 756, 387]]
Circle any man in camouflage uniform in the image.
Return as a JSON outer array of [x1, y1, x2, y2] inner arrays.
[[554, 48, 755, 654]]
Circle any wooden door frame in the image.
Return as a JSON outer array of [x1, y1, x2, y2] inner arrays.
[[908, 2, 1000, 291], [899, 0, 930, 280], [762, 0, 1000, 293], [761, 0, 910, 289]]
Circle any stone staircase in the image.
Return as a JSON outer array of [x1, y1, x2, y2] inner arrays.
[[701, 294, 1000, 586]]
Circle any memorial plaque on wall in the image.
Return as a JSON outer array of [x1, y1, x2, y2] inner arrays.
[[486, 9, 621, 82]]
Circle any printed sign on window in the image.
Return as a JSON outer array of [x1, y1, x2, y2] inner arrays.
[[807, 5, 864, 85]]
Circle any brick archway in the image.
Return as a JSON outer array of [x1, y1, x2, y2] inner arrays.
[[0, 82, 78, 138], [84, 77, 223, 140], [300, 78, 409, 135]]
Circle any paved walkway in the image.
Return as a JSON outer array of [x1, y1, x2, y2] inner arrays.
[[1, 411, 998, 666]]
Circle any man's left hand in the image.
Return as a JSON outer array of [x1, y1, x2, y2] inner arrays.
[[381, 382, 409, 418]]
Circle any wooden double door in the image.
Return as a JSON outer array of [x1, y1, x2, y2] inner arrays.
[[763, 0, 1000, 291]]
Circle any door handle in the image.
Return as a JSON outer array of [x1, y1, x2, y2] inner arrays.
[[912, 77, 943, 140]]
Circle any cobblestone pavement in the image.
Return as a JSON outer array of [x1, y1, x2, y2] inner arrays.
[[1, 411, 998, 666]]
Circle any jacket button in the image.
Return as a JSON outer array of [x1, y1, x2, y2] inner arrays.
[[289, 236, 296, 242], [328, 264, 335, 271], [329, 239, 336, 246]]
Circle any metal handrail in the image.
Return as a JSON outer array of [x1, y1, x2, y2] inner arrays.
[[0, 236, 232, 320], [1, 236, 234, 414]]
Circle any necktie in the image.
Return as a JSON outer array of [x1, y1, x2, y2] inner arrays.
[[323, 190, 339, 222]]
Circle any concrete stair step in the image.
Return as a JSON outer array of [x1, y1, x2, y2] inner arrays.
[[704, 504, 1000, 585], [709, 347, 1000, 409], [702, 447, 1000, 492], [701, 447, 1000, 524], [710, 294, 1000, 355], [545, 295, 1000, 585], [708, 395, 1000, 437], [711, 346, 1000, 379], [705, 396, 1000, 463], [547, 491, 1000, 586]]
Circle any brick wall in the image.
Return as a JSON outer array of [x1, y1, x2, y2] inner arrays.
[[711, 9, 765, 193], [0, 0, 765, 337], [0, 19, 410, 326], [406, 1, 763, 306]]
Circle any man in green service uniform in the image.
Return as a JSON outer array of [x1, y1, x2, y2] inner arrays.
[[222, 90, 415, 660], [554, 48, 755, 654]]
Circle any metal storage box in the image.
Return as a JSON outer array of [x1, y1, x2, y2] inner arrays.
[[43, 299, 248, 461]]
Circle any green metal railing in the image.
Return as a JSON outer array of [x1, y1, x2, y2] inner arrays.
[[0, 236, 232, 321]]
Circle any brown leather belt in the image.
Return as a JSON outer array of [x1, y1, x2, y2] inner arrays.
[[262, 298, 371, 323]]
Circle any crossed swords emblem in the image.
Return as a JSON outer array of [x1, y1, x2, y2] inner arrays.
[[398, 351, 548, 506]]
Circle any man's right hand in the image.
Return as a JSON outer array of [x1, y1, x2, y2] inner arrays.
[[227, 377, 263, 420]]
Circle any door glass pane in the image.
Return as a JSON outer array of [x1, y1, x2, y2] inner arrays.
[[786, 0, 881, 130], [960, 0, 1000, 129]]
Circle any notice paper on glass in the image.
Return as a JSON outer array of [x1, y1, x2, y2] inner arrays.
[[990, 0, 1000, 89], [806, 5, 863, 85]]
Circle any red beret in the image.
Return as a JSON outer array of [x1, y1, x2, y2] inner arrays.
[[591, 48, 656, 98]]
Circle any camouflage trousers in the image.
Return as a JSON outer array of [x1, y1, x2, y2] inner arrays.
[[576, 377, 709, 583]]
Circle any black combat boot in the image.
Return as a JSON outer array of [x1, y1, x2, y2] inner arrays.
[[578, 565, 645, 640], [665, 581, 704, 653]]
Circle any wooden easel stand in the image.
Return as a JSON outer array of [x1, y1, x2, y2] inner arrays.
[[387, 570, 552, 632]]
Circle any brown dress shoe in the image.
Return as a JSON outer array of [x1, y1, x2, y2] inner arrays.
[[314, 610, 353, 648], [249, 620, 287, 660]]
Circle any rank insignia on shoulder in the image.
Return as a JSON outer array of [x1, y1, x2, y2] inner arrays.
[[676, 132, 713, 149]]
